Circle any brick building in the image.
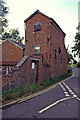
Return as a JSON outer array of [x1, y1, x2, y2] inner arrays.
[[2, 10, 68, 91], [1, 39, 25, 66], [0, 40, 25, 88]]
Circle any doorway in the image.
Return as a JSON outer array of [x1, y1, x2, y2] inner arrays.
[[31, 61, 39, 84]]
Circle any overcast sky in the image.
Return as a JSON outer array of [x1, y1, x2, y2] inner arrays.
[[5, 0, 79, 52]]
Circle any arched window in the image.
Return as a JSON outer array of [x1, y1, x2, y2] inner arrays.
[[34, 45, 40, 54], [34, 22, 41, 32]]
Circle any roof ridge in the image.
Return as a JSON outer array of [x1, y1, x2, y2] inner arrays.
[[24, 10, 65, 35]]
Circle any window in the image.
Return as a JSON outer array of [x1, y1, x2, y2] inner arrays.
[[32, 62, 35, 69], [50, 54, 51, 59], [55, 48, 57, 59], [59, 47, 61, 54], [61, 52, 62, 63], [34, 22, 41, 32], [34, 45, 40, 54], [6, 68, 8, 75], [47, 38, 49, 44]]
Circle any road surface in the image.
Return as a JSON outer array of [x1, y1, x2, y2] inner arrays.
[[2, 67, 80, 119]]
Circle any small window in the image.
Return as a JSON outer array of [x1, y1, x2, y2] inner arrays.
[[50, 54, 51, 59], [55, 48, 57, 59], [34, 45, 40, 54], [34, 22, 41, 32], [32, 62, 35, 69], [61, 52, 62, 63], [47, 38, 49, 44], [6, 68, 8, 75], [59, 47, 61, 54]]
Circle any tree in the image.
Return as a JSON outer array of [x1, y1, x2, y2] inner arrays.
[[0, 0, 24, 43], [0, 0, 9, 34], [72, 23, 80, 58], [73, 59, 77, 65], [66, 46, 74, 63], [3, 28, 24, 43]]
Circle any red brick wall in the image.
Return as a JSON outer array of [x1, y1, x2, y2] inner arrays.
[[2, 40, 23, 62]]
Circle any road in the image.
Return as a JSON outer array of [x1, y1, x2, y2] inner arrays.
[[2, 67, 80, 119]]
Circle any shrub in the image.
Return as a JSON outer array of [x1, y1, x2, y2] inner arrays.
[[77, 61, 80, 68]]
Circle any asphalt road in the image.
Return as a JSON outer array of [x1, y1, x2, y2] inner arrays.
[[2, 67, 80, 119]]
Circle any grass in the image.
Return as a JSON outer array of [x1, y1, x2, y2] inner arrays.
[[70, 64, 77, 67], [2, 66, 73, 103]]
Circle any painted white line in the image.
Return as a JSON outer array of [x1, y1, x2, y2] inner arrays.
[[70, 92, 74, 95], [73, 94, 77, 97], [69, 89, 72, 92], [77, 97, 80, 101], [62, 82, 70, 91], [39, 97, 71, 114], [64, 92, 69, 96], [59, 83, 66, 91]]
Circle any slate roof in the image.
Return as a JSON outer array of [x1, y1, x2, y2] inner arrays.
[[24, 10, 65, 35], [9, 40, 25, 49], [1, 40, 25, 49]]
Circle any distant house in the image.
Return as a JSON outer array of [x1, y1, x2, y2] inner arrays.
[[0, 40, 25, 87], [0, 39, 25, 66]]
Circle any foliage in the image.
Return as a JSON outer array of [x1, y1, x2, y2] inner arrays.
[[66, 46, 74, 63], [1, 0, 24, 43], [3, 28, 24, 43], [2, 66, 73, 102], [72, 32, 80, 58], [0, 0, 9, 33], [77, 61, 80, 68], [73, 60, 77, 65]]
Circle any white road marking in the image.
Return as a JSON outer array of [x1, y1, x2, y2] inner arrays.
[[77, 97, 80, 101], [39, 97, 71, 114], [73, 94, 77, 97], [69, 90, 72, 92], [64, 92, 69, 96], [62, 82, 71, 91], [59, 83, 66, 91], [59, 83, 69, 96], [62, 82, 78, 97]]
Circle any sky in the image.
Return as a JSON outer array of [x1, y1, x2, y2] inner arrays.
[[5, 0, 79, 53]]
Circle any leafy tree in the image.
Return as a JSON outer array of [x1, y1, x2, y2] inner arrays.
[[72, 23, 80, 58], [66, 46, 74, 63], [0, 0, 9, 34], [73, 59, 77, 65], [3, 28, 24, 43]]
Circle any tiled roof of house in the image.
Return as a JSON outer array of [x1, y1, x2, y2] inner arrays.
[[24, 10, 65, 35], [1, 40, 25, 49], [9, 40, 25, 49]]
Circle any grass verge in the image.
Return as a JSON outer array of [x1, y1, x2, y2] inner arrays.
[[2, 66, 73, 103]]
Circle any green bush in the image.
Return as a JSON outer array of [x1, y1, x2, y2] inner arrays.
[[77, 61, 80, 68]]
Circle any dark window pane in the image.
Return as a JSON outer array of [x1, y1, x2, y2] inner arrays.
[[34, 22, 41, 32]]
